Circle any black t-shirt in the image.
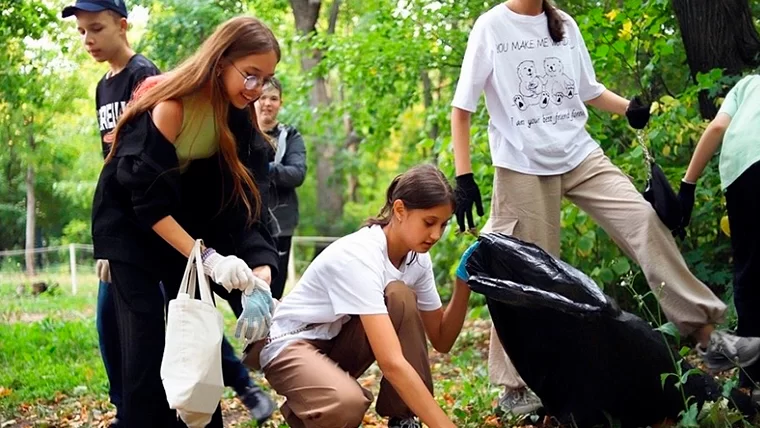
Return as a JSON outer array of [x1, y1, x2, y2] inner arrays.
[[95, 54, 160, 158]]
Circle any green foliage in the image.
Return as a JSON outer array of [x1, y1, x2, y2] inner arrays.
[[136, 0, 248, 70], [0, 0, 756, 322]]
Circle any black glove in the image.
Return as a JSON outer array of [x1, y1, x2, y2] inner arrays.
[[626, 96, 651, 129], [454, 173, 484, 233], [677, 180, 696, 230]]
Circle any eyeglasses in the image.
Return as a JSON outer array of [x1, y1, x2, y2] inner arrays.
[[229, 61, 270, 91]]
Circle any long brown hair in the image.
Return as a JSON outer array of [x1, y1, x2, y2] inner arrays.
[[107, 16, 281, 220], [365, 164, 456, 227], [543, 0, 565, 43]]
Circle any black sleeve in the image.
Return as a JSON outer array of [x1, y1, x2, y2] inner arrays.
[[115, 154, 181, 229], [129, 65, 161, 98], [271, 126, 307, 189], [113, 114, 182, 230], [227, 109, 279, 276]]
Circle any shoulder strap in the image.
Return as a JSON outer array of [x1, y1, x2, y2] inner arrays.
[[274, 123, 288, 164]]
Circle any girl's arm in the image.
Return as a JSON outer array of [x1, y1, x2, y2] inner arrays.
[[585, 89, 629, 116], [451, 107, 473, 176], [360, 314, 456, 428], [684, 113, 732, 183], [420, 278, 471, 353]]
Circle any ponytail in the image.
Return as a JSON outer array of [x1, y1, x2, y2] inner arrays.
[[543, 0, 565, 43], [364, 164, 455, 229], [365, 175, 402, 227]]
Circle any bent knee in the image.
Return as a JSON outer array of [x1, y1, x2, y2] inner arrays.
[[385, 281, 416, 306], [316, 388, 371, 427]]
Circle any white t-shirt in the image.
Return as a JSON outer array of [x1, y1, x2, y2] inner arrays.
[[258, 225, 443, 369], [452, 5, 606, 175]]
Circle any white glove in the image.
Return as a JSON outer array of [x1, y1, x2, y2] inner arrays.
[[95, 259, 111, 283], [201, 248, 255, 292]]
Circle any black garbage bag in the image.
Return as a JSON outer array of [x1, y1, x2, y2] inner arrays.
[[466, 233, 755, 427], [643, 161, 685, 239]]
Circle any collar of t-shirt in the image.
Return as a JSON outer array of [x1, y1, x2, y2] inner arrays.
[[366, 225, 411, 276]]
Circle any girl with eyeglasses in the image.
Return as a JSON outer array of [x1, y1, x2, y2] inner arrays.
[[92, 16, 281, 427]]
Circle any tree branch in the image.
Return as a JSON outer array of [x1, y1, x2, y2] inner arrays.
[[327, 0, 341, 35]]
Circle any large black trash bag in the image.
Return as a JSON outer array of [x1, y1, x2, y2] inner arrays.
[[466, 233, 755, 427]]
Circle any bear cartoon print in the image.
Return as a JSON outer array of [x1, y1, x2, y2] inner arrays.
[[543, 57, 575, 105], [513, 57, 575, 110], [513, 60, 550, 111]]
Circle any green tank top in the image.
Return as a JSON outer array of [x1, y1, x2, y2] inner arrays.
[[175, 92, 219, 173]]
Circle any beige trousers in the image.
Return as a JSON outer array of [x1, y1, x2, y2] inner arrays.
[[484, 148, 727, 390]]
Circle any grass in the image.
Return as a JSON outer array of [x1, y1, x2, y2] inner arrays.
[[0, 274, 499, 427]]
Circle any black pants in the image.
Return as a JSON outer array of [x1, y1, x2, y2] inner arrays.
[[271, 235, 292, 300], [726, 161, 760, 388], [110, 260, 223, 428]]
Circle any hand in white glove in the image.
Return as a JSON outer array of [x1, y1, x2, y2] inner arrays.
[[95, 259, 112, 283], [236, 276, 275, 342], [201, 248, 255, 292]]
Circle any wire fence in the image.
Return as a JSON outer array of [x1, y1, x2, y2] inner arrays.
[[0, 237, 340, 295]]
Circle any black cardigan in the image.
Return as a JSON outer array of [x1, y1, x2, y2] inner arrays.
[[91, 105, 279, 276]]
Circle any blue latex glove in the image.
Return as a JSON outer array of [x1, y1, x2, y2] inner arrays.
[[235, 277, 275, 341], [456, 241, 480, 281]]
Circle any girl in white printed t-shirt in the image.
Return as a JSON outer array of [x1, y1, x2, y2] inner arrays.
[[450, 0, 760, 417], [244, 164, 473, 428]]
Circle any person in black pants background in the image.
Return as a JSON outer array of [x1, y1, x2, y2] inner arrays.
[[61, 1, 160, 425], [255, 77, 307, 299], [680, 73, 760, 404]]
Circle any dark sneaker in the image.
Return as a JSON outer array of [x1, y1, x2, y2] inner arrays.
[[239, 385, 275, 424], [697, 330, 760, 372], [495, 387, 543, 416], [388, 417, 421, 428]]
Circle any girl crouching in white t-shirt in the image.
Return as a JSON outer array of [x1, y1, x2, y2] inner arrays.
[[246, 164, 471, 428]]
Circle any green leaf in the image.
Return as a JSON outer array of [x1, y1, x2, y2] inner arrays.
[[596, 44, 610, 58], [611, 257, 630, 275], [679, 346, 691, 357], [661, 372, 677, 389], [678, 403, 699, 427], [599, 268, 614, 284], [655, 322, 680, 340], [578, 236, 594, 254]]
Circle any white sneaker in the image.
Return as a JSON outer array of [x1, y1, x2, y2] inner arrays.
[[697, 330, 760, 372], [496, 387, 543, 415]]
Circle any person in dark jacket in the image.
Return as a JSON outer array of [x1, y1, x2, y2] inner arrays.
[[61, 1, 160, 425], [255, 77, 307, 299], [91, 16, 280, 428]]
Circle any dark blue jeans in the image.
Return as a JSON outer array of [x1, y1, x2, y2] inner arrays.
[[97, 280, 123, 420]]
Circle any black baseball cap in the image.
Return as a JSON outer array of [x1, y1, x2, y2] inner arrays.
[[61, 0, 129, 19]]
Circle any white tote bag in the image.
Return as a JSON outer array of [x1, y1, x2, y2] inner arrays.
[[160, 240, 225, 427]]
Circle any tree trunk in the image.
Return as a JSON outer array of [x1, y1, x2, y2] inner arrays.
[[421, 70, 440, 162], [672, 0, 760, 118], [290, 0, 346, 247], [24, 133, 36, 277], [290, 0, 345, 234]]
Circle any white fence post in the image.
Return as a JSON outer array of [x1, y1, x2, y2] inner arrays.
[[285, 239, 297, 293], [69, 243, 78, 295]]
